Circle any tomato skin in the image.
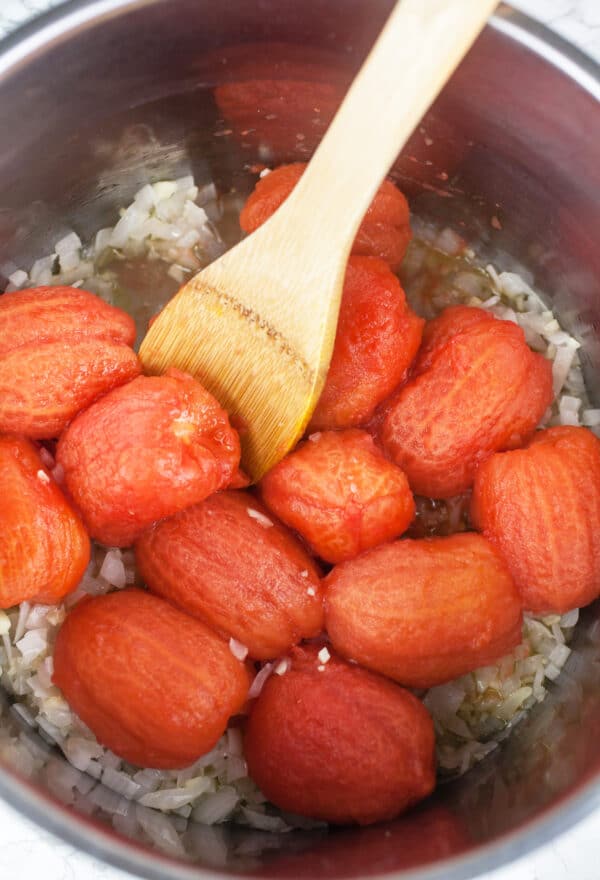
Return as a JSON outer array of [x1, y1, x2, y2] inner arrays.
[[56, 369, 241, 547], [0, 286, 136, 352], [380, 307, 553, 498], [135, 491, 323, 660], [260, 429, 415, 564], [53, 589, 251, 769], [239, 164, 305, 232], [309, 257, 424, 430], [0, 434, 90, 608], [414, 304, 494, 374], [243, 645, 436, 825], [240, 163, 412, 271], [0, 286, 139, 439], [471, 425, 600, 614], [324, 533, 523, 689]]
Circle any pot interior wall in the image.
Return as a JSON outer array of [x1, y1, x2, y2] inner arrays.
[[0, 1, 599, 877]]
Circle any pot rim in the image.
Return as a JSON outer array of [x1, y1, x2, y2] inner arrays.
[[0, 2, 598, 878]]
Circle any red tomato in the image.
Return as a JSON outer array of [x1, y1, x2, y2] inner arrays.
[[0, 286, 139, 439], [471, 425, 600, 613], [310, 257, 424, 430], [240, 163, 412, 270], [53, 589, 251, 768], [56, 369, 241, 547], [136, 491, 323, 660], [260, 429, 415, 563], [380, 308, 553, 497], [243, 645, 435, 825], [324, 533, 523, 688], [0, 435, 90, 607]]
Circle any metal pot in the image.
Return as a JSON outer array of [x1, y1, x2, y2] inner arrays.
[[0, 2, 599, 878]]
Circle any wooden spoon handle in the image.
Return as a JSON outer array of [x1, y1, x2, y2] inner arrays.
[[277, 0, 498, 260]]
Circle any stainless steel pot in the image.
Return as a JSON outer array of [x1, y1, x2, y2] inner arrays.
[[0, 2, 599, 878]]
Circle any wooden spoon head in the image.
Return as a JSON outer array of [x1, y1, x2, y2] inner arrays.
[[139, 263, 337, 481]]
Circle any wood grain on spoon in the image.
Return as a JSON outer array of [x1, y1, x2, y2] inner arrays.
[[139, 0, 498, 481]]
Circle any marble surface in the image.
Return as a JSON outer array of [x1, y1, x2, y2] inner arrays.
[[0, 1, 598, 879]]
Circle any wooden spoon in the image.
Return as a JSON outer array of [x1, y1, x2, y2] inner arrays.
[[139, 0, 498, 481]]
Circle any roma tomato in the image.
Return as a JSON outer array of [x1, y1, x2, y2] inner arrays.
[[309, 257, 423, 430], [0, 286, 139, 438], [240, 163, 412, 270], [136, 491, 323, 660], [53, 589, 251, 768], [57, 369, 241, 546], [324, 533, 523, 688], [0, 435, 89, 608], [260, 429, 415, 563], [243, 645, 435, 825], [380, 308, 553, 498], [471, 425, 600, 614]]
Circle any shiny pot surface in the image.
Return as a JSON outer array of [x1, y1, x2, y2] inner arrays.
[[0, 2, 599, 878]]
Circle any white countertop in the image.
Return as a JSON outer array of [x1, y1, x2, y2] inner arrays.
[[0, 2, 598, 879]]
